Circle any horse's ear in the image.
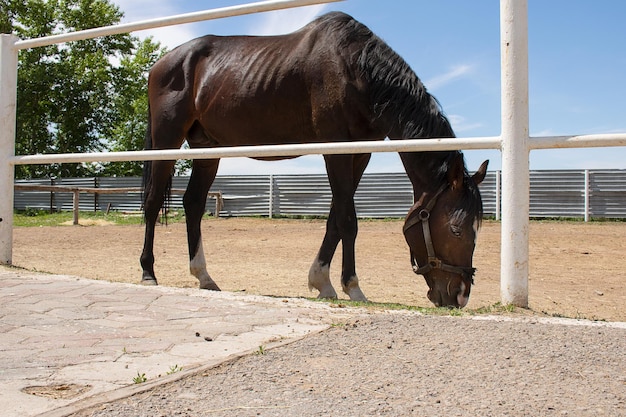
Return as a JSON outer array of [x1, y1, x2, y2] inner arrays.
[[446, 153, 465, 190], [472, 160, 489, 185]]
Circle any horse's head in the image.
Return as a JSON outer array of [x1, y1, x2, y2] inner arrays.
[[403, 157, 488, 308]]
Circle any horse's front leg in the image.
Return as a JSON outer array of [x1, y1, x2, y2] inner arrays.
[[184, 159, 221, 290], [309, 206, 340, 299], [309, 206, 366, 301], [335, 199, 367, 302], [310, 154, 369, 302]]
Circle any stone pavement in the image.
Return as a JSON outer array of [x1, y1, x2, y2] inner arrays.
[[0, 266, 354, 417]]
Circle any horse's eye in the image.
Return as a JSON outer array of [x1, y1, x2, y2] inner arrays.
[[450, 224, 462, 237]]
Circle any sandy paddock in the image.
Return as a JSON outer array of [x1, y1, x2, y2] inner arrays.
[[12, 218, 625, 322]]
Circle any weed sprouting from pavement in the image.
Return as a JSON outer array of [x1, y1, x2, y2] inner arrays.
[[133, 372, 147, 384]]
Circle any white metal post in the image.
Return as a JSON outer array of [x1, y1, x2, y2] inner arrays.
[[269, 174, 274, 218], [584, 169, 590, 222], [500, 0, 529, 307], [495, 170, 501, 221], [0, 34, 18, 265]]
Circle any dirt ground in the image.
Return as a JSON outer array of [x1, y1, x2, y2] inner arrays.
[[71, 313, 625, 417], [11, 218, 625, 322]]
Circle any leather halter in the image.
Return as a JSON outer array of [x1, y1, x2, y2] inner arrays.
[[403, 184, 476, 284]]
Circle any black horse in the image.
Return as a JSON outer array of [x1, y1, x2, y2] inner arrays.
[[141, 11, 488, 308]]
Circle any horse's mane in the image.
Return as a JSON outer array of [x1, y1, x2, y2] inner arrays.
[[312, 13, 482, 223], [439, 153, 485, 226], [312, 13, 455, 140]]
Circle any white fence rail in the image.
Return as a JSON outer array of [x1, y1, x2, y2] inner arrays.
[[1, 0, 625, 307]]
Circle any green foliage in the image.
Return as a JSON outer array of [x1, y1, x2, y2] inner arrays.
[[132, 372, 147, 384], [13, 209, 187, 227], [98, 37, 167, 177], [1, 0, 166, 179], [318, 298, 518, 317], [166, 364, 183, 375]]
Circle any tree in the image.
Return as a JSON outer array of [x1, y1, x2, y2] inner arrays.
[[1, 0, 164, 179], [98, 37, 165, 177]]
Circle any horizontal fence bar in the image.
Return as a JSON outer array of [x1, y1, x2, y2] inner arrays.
[[13, 0, 343, 50], [10, 137, 502, 166], [14, 184, 143, 194], [529, 133, 626, 150], [9, 133, 626, 165], [14, 184, 223, 197], [10, 133, 626, 167]]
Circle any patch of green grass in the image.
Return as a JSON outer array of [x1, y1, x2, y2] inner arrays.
[[470, 302, 516, 315], [315, 298, 458, 315], [166, 364, 183, 375], [14, 210, 77, 227], [316, 298, 518, 317], [12, 209, 190, 227], [132, 372, 147, 384]]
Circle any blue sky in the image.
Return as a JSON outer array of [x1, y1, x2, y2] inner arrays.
[[113, 0, 626, 175]]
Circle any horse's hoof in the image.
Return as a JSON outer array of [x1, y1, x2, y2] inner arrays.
[[140, 278, 158, 286], [200, 283, 221, 291], [346, 287, 368, 302], [317, 293, 338, 300], [313, 284, 338, 300]]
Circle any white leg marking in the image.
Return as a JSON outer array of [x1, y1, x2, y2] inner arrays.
[[190, 240, 220, 290], [308, 257, 337, 299]]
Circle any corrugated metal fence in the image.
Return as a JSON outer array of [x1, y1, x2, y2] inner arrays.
[[14, 170, 626, 219]]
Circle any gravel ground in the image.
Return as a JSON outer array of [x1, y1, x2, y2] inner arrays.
[[73, 311, 625, 417]]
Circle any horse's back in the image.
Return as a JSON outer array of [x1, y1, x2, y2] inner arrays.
[[147, 12, 382, 146]]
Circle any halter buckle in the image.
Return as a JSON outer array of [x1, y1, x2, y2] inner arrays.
[[427, 257, 441, 269]]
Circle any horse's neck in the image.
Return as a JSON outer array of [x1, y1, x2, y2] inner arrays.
[[399, 151, 451, 199]]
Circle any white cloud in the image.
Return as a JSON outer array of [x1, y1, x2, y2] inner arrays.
[[531, 128, 557, 137], [219, 155, 326, 175], [112, 0, 197, 49], [112, 1, 330, 50], [425, 64, 473, 91], [135, 25, 197, 50], [448, 114, 482, 133], [246, 4, 328, 35], [114, 0, 176, 22]]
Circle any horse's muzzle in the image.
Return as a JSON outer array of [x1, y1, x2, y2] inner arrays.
[[428, 281, 469, 308]]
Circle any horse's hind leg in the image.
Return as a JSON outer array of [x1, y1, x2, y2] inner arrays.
[[141, 159, 177, 285], [184, 158, 220, 290]]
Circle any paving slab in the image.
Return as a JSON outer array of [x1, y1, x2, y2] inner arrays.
[[0, 267, 354, 417]]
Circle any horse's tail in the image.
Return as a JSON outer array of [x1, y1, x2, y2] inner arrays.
[[142, 105, 172, 223]]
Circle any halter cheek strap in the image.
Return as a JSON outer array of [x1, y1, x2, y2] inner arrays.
[[403, 184, 476, 284]]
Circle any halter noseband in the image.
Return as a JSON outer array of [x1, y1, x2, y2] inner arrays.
[[403, 184, 476, 284]]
